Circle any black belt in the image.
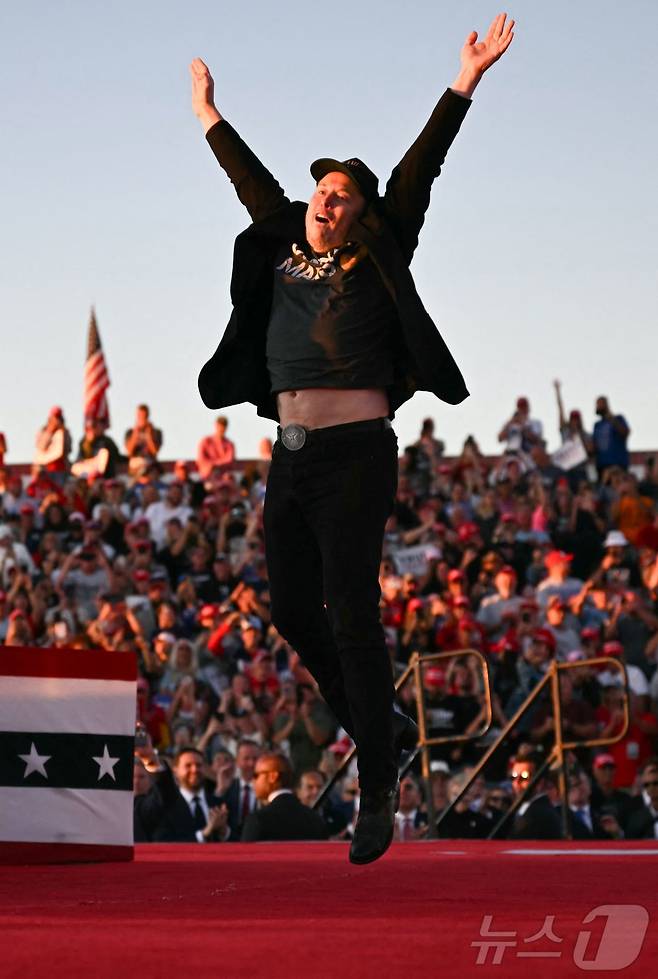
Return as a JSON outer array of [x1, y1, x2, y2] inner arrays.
[[276, 417, 392, 451]]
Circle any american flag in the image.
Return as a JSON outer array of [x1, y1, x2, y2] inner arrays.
[[84, 308, 110, 425]]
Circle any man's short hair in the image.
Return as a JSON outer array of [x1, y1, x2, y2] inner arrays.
[[296, 768, 326, 788], [173, 745, 204, 765], [137, 403, 150, 415], [639, 756, 658, 776], [260, 751, 294, 789], [216, 415, 228, 427], [236, 738, 259, 753]]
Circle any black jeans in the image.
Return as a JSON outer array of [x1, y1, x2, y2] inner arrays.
[[264, 418, 398, 793]]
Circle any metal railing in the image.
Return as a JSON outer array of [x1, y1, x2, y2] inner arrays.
[[313, 647, 493, 822], [436, 657, 630, 841]]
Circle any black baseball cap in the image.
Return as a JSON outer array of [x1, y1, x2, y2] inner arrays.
[[310, 157, 379, 202]]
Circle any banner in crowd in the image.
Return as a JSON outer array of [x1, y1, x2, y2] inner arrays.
[[0, 646, 136, 864], [392, 544, 442, 578], [552, 437, 588, 471]]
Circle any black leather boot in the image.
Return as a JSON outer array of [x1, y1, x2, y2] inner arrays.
[[349, 784, 399, 865]]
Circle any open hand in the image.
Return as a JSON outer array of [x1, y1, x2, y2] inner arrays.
[[461, 12, 515, 76], [189, 58, 222, 131]]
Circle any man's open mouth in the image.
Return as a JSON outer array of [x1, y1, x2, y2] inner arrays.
[[315, 214, 329, 224]]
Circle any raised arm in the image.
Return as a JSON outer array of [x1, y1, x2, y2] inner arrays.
[[554, 379, 568, 432], [383, 13, 515, 262], [190, 58, 288, 223]]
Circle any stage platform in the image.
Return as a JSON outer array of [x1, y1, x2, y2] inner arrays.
[[2, 840, 657, 978]]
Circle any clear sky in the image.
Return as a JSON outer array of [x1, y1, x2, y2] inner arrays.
[[2, 0, 657, 463]]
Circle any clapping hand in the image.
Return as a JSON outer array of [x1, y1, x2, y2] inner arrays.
[[204, 804, 229, 839]]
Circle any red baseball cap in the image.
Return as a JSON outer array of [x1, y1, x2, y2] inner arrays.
[[491, 636, 518, 655], [48, 405, 64, 418], [602, 641, 624, 658], [133, 570, 150, 582], [328, 736, 353, 756], [198, 604, 219, 620], [545, 549, 574, 568], [424, 666, 446, 688], [532, 628, 557, 653], [457, 522, 479, 542], [580, 626, 600, 640], [498, 565, 517, 577], [593, 753, 616, 769], [448, 569, 465, 582]]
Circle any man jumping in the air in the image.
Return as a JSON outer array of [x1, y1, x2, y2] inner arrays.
[[190, 12, 515, 864]]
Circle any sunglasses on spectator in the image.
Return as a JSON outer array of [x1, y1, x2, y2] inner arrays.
[[642, 780, 658, 789]]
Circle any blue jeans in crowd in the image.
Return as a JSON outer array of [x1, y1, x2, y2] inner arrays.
[[263, 417, 398, 794]]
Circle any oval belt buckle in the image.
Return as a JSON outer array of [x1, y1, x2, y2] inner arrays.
[[280, 423, 307, 451]]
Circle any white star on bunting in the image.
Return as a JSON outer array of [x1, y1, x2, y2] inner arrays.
[[19, 742, 51, 778], [92, 744, 120, 781]]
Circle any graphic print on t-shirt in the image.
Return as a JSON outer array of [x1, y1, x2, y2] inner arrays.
[[276, 243, 339, 281]]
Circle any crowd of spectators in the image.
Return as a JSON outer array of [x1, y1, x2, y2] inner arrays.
[[2, 388, 658, 844]]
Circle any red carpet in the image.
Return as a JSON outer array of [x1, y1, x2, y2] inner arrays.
[[2, 841, 657, 978]]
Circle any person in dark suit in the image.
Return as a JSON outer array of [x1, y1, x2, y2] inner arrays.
[[626, 759, 658, 840], [241, 752, 329, 842], [507, 760, 564, 840], [511, 767, 624, 840], [133, 757, 163, 842], [150, 746, 230, 843], [590, 753, 643, 833], [190, 13, 515, 865], [509, 791, 563, 840], [394, 774, 429, 841], [215, 739, 260, 841], [567, 769, 622, 840]]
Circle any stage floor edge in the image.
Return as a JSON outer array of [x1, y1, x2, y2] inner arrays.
[[1, 840, 657, 979]]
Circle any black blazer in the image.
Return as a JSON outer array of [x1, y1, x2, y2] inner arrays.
[[150, 766, 221, 843], [198, 90, 471, 422], [438, 807, 496, 840], [241, 792, 329, 842], [510, 797, 618, 841], [625, 805, 658, 840], [217, 777, 255, 841], [509, 794, 563, 840], [134, 785, 164, 843]]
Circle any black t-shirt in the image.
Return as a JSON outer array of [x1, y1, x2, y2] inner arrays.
[[266, 241, 398, 393]]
